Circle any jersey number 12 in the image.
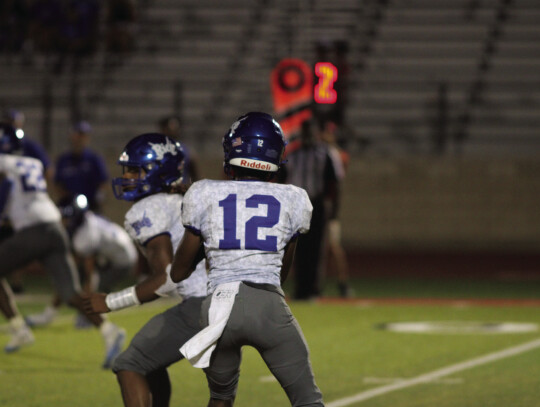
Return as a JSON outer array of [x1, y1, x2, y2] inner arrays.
[[219, 194, 280, 251]]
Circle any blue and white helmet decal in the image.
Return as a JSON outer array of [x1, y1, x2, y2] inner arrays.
[[112, 133, 185, 201]]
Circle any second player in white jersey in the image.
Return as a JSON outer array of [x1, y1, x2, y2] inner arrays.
[[124, 192, 207, 298], [1, 122, 126, 365], [25, 200, 140, 328], [74, 210, 138, 270], [0, 154, 59, 230], [183, 179, 311, 293], [83, 132, 209, 407]]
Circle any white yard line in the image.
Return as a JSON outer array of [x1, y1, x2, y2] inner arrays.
[[363, 377, 463, 385], [327, 337, 540, 407]]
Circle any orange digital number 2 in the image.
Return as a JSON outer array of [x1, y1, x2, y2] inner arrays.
[[314, 62, 338, 104]]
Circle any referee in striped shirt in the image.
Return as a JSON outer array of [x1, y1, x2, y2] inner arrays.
[[279, 119, 343, 300]]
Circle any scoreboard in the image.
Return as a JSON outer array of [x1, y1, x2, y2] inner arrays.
[[271, 58, 339, 138]]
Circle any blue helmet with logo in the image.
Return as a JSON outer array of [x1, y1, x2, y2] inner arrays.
[[112, 133, 185, 201], [0, 123, 23, 154], [222, 112, 286, 177]]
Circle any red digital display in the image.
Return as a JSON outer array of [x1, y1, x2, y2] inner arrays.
[[271, 59, 340, 138], [314, 62, 338, 104], [270, 58, 313, 138]]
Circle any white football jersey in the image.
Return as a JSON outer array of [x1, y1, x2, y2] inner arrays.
[[182, 179, 312, 293], [72, 211, 138, 268], [125, 192, 207, 299], [0, 154, 60, 231]]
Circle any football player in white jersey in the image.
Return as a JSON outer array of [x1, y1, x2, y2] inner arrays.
[[26, 194, 138, 327], [170, 112, 324, 406], [0, 123, 126, 367], [82, 133, 208, 407]]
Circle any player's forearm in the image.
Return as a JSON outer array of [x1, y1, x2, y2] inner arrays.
[[280, 239, 298, 284], [134, 273, 166, 303], [133, 235, 177, 301], [81, 256, 95, 293], [104, 273, 164, 311], [102, 266, 179, 312], [170, 229, 202, 283], [170, 257, 194, 283]]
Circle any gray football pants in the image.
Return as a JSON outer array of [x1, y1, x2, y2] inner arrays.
[[201, 282, 325, 406], [0, 222, 80, 302], [113, 296, 204, 375]]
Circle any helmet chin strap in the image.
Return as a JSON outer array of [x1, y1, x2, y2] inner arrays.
[[230, 166, 275, 182], [168, 176, 186, 192], [223, 162, 233, 179]]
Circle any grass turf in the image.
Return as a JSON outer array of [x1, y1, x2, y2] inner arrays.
[[2, 275, 540, 406]]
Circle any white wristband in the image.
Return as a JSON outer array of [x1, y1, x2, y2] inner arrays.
[[105, 286, 141, 311]]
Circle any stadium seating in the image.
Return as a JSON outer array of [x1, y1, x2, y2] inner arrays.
[[0, 0, 538, 156]]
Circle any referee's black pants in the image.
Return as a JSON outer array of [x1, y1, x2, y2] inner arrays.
[[293, 197, 326, 300]]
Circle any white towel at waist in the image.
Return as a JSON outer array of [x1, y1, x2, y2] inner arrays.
[[180, 281, 240, 368]]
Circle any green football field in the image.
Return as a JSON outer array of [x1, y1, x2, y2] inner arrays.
[[1, 275, 540, 407]]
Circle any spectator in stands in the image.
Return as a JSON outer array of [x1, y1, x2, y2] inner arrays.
[[279, 119, 343, 300], [28, 0, 64, 66], [0, 0, 31, 58], [157, 115, 200, 184], [54, 120, 109, 212], [464, 0, 481, 21], [104, 0, 137, 70], [54, 0, 100, 74]]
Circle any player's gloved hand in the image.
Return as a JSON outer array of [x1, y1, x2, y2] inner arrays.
[[82, 292, 110, 314], [155, 264, 180, 298]]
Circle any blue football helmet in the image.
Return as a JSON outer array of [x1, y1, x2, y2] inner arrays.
[[222, 112, 286, 177], [0, 123, 22, 154], [58, 194, 89, 236], [112, 133, 185, 201]]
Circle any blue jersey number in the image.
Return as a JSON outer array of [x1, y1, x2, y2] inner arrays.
[[219, 194, 280, 251], [16, 160, 46, 192]]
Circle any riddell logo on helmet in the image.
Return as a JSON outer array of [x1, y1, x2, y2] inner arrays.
[[230, 157, 277, 171], [240, 159, 271, 170]]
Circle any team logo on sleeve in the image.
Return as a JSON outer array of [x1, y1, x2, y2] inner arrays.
[[131, 211, 152, 235], [149, 138, 178, 160]]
